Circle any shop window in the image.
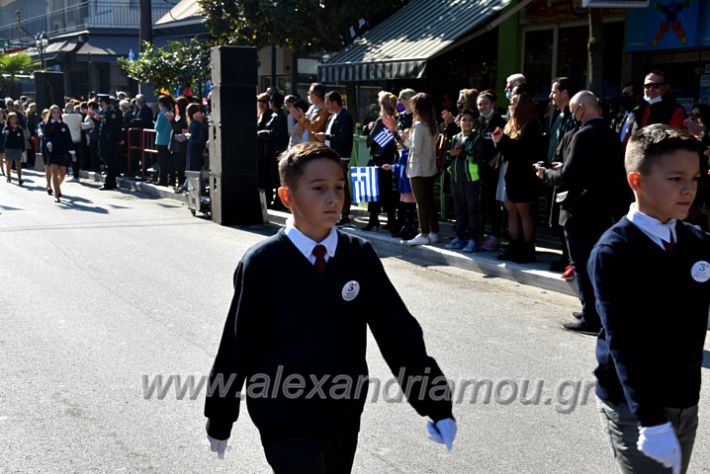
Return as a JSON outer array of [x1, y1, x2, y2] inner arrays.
[[523, 29, 553, 103], [557, 26, 588, 94]]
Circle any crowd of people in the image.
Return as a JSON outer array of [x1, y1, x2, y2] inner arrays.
[[0, 91, 210, 200]]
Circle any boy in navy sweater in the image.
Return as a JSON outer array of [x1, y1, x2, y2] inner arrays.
[[204, 142, 456, 473], [590, 124, 709, 474]]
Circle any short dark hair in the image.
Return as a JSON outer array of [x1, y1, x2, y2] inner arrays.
[[278, 142, 342, 189], [477, 89, 497, 103], [622, 81, 642, 96], [324, 91, 342, 106], [157, 95, 173, 109], [309, 83, 325, 100], [625, 124, 704, 175], [552, 77, 570, 92], [292, 99, 309, 113], [270, 91, 284, 108], [284, 94, 299, 106], [459, 108, 476, 120]]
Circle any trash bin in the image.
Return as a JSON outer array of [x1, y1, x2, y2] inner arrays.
[[185, 170, 211, 217]]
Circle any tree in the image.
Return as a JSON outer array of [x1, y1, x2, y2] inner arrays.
[[0, 52, 42, 97], [118, 38, 211, 94], [197, 0, 408, 52]]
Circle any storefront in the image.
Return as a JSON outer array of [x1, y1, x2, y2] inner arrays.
[[624, 0, 710, 107]]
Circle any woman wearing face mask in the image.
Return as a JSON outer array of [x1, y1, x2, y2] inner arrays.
[[154, 95, 175, 187], [475, 90, 507, 251], [442, 88, 479, 138]]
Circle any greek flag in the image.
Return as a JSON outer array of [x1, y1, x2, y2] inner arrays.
[[372, 128, 394, 148], [350, 166, 379, 203]]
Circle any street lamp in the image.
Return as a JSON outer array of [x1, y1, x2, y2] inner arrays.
[[35, 32, 48, 69]]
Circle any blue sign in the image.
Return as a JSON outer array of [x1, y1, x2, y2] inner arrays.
[[625, 0, 704, 51]]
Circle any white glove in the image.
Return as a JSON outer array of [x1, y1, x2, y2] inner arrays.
[[427, 418, 457, 451], [637, 422, 681, 474], [207, 434, 229, 459]]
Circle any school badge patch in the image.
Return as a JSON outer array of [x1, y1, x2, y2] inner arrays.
[[341, 281, 360, 302], [690, 260, 710, 283]]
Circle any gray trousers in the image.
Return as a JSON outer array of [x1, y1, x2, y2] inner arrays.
[[597, 397, 698, 474]]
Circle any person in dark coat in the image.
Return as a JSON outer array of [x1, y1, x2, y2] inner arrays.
[[537, 91, 631, 335], [257, 91, 289, 209], [97, 95, 122, 190], [315, 91, 354, 226]]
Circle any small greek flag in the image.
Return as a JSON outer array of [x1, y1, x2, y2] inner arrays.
[[372, 128, 394, 148], [350, 166, 379, 203]]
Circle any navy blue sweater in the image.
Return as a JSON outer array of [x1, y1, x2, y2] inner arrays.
[[590, 217, 710, 426], [205, 229, 453, 440]]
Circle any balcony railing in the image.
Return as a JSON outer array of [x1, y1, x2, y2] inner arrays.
[[0, 1, 172, 45]]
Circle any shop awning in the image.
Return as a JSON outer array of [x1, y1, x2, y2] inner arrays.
[[25, 40, 79, 58], [76, 35, 139, 57], [155, 0, 203, 27], [319, 0, 514, 83]]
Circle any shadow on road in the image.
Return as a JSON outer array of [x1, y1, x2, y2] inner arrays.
[[703, 350, 710, 369]]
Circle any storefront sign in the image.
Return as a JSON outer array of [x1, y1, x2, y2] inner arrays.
[[626, 0, 706, 51], [582, 0, 648, 6]]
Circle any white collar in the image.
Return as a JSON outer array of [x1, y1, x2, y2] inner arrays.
[[50, 118, 60, 123], [626, 203, 677, 249], [284, 222, 338, 263]]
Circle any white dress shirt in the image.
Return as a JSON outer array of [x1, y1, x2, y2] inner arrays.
[[284, 224, 338, 265], [626, 203, 677, 250], [324, 111, 338, 148]]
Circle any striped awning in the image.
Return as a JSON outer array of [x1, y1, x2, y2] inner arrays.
[[319, 0, 513, 83]]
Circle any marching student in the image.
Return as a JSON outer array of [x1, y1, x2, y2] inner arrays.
[[44, 105, 75, 202], [2, 112, 26, 185], [204, 142, 456, 473], [591, 125, 709, 474]]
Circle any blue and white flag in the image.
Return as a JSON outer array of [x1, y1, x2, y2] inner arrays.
[[350, 166, 379, 203], [372, 128, 394, 148]]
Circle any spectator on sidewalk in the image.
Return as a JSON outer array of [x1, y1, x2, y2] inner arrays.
[[476, 90, 506, 252], [404, 93, 440, 246], [154, 95, 175, 187], [185, 103, 206, 172], [622, 71, 686, 150], [63, 102, 83, 181], [536, 91, 630, 335], [492, 92, 542, 263], [591, 125, 709, 474], [97, 95, 122, 191], [315, 91, 354, 226], [169, 96, 189, 192], [297, 83, 330, 140], [258, 91, 289, 209]]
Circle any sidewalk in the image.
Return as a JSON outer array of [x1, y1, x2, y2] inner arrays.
[[79, 170, 578, 297]]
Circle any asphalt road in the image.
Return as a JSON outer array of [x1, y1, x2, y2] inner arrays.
[[1, 170, 709, 473]]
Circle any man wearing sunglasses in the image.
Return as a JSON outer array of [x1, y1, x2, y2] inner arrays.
[[622, 71, 686, 151]]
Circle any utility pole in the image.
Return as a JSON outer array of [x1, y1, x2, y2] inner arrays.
[[586, 8, 604, 98], [138, 0, 154, 98]]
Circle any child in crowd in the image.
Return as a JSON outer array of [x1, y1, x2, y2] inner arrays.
[[591, 124, 709, 474], [204, 142, 456, 473], [444, 108, 483, 253]]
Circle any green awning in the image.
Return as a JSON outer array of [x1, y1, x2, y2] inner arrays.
[[318, 0, 514, 83]]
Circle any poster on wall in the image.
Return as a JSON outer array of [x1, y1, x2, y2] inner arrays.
[[625, 0, 704, 51]]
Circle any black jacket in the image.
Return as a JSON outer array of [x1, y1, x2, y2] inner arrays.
[[257, 109, 288, 159], [44, 120, 74, 157], [544, 118, 631, 225], [326, 108, 354, 159], [205, 230, 453, 440]]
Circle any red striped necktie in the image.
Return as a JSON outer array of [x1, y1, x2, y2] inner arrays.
[[313, 245, 327, 273]]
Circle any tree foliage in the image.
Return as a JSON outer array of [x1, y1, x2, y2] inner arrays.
[[0, 52, 42, 97], [197, 0, 408, 51], [118, 38, 211, 93]]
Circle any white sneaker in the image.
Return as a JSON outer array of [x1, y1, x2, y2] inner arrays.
[[405, 234, 430, 246], [428, 232, 440, 243]]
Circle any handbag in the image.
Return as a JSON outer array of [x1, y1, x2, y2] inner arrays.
[[434, 132, 448, 174]]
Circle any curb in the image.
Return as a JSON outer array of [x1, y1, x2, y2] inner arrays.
[[78, 171, 577, 298], [265, 210, 578, 297]]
